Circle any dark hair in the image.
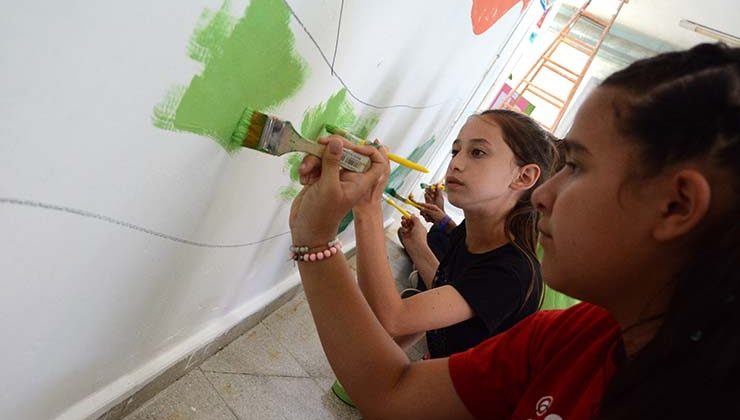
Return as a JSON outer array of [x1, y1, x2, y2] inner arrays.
[[598, 43, 740, 418], [477, 109, 559, 311]]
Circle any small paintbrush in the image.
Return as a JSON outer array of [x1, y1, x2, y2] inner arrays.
[[382, 193, 412, 218], [324, 124, 429, 173], [384, 188, 423, 210], [231, 108, 372, 172], [420, 182, 446, 192]]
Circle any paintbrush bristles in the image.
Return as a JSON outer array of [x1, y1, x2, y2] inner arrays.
[[247, 111, 268, 150], [231, 107, 267, 152]]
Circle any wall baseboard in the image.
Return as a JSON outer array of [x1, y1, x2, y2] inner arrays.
[[55, 275, 303, 420], [57, 241, 368, 420]]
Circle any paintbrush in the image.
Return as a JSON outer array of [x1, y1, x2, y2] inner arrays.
[[381, 193, 412, 218], [231, 108, 372, 172], [420, 182, 446, 192], [384, 188, 423, 210], [324, 124, 429, 173]]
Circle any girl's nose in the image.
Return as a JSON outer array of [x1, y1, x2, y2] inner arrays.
[[448, 153, 464, 172], [532, 176, 555, 214]]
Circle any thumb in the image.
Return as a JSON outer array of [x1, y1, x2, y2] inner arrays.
[[319, 137, 343, 183]]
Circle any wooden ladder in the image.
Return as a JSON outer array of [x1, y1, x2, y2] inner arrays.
[[500, 0, 628, 132]]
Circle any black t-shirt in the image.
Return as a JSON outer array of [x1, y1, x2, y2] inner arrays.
[[426, 221, 542, 358]]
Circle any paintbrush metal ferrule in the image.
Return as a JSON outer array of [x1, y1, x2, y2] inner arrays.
[[236, 109, 371, 172], [256, 115, 288, 154]]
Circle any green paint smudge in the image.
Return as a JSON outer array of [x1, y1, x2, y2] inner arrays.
[[278, 88, 379, 235], [300, 88, 356, 141], [278, 88, 379, 201], [387, 135, 437, 190], [153, 0, 308, 151]]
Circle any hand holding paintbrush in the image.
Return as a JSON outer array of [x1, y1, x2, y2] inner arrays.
[[325, 124, 429, 173], [232, 108, 372, 173], [290, 137, 387, 244]]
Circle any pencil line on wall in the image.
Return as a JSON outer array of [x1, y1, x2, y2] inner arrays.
[[0, 197, 290, 249], [330, 0, 344, 76], [283, 0, 443, 110]]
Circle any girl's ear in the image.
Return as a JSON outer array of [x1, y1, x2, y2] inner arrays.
[[653, 169, 711, 242], [511, 163, 541, 191]]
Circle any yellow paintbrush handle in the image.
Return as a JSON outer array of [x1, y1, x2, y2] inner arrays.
[[388, 153, 429, 173], [403, 198, 424, 209], [338, 131, 429, 173], [384, 198, 411, 218]]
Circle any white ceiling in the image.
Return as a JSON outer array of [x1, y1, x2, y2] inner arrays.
[[561, 0, 739, 48]]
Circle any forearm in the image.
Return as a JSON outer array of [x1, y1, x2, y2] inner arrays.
[[353, 205, 406, 331], [406, 242, 439, 289], [296, 255, 412, 413]]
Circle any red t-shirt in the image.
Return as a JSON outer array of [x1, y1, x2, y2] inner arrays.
[[449, 302, 623, 419]]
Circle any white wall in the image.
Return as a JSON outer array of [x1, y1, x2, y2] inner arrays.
[[0, 1, 540, 418]]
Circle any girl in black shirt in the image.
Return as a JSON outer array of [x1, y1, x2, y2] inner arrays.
[[353, 110, 558, 357]]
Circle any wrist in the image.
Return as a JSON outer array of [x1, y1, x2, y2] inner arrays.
[[353, 201, 382, 218], [436, 215, 451, 231], [291, 238, 343, 262], [290, 227, 339, 247], [353, 206, 383, 225]]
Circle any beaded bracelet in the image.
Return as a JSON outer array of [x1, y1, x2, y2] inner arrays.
[[290, 238, 342, 262]]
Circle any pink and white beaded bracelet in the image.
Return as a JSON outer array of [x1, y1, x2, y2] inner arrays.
[[290, 238, 342, 262]]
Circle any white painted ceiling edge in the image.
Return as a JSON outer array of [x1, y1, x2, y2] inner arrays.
[[561, 0, 739, 48]]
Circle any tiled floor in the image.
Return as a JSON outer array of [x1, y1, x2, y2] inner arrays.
[[124, 231, 423, 420]]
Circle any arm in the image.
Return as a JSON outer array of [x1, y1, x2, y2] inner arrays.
[[398, 214, 440, 289], [290, 138, 471, 419], [354, 208, 475, 338], [297, 255, 471, 419], [417, 202, 457, 234]]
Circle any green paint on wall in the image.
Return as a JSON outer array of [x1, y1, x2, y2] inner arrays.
[[300, 89, 356, 141], [278, 88, 379, 201], [152, 0, 308, 152], [387, 135, 437, 190], [354, 114, 380, 139]]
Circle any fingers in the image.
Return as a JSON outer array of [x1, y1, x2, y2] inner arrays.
[[338, 138, 388, 188], [418, 202, 439, 211], [299, 155, 321, 176], [424, 189, 437, 204], [316, 137, 343, 189], [299, 155, 321, 185]]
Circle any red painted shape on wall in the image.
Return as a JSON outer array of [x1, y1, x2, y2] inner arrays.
[[471, 0, 531, 35]]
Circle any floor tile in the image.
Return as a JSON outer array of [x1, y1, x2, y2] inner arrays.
[[205, 371, 357, 420], [262, 293, 335, 378], [200, 323, 308, 378], [123, 369, 236, 420], [312, 377, 362, 419]]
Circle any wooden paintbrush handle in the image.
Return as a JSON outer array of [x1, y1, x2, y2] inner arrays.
[[295, 141, 372, 172]]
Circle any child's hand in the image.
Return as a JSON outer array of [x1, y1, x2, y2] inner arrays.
[[424, 183, 445, 211], [398, 214, 427, 250], [354, 140, 390, 213], [290, 136, 386, 245], [418, 202, 447, 225]]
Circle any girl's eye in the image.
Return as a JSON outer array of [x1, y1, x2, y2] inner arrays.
[[451, 149, 459, 156], [471, 148, 486, 157]]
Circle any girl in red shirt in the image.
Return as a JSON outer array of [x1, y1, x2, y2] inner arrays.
[[288, 43, 739, 419]]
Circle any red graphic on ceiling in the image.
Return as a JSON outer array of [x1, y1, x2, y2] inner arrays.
[[471, 0, 531, 35]]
